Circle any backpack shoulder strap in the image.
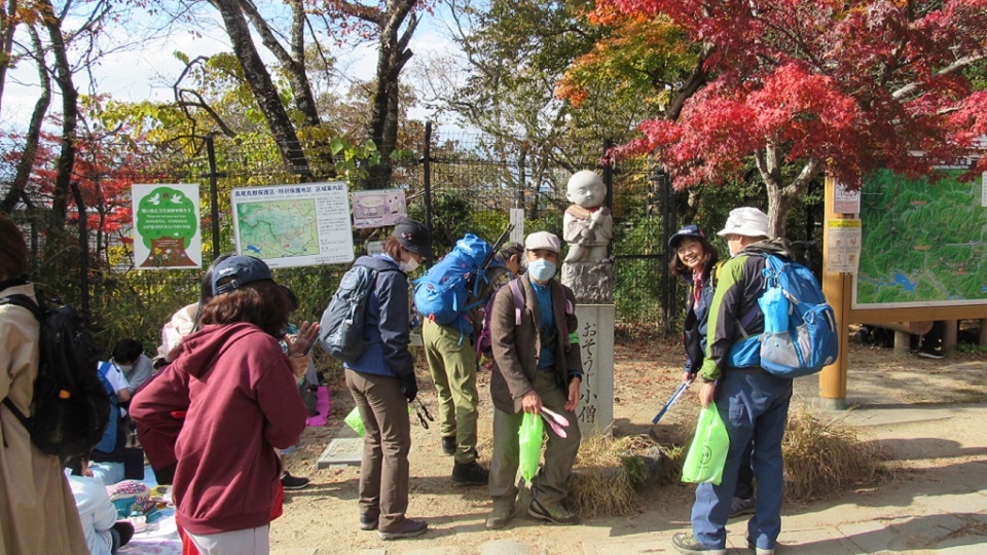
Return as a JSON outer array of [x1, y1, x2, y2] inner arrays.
[[0, 295, 42, 429], [0, 294, 43, 322], [508, 278, 525, 326], [733, 252, 770, 339]]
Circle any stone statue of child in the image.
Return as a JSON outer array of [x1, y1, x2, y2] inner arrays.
[[563, 170, 613, 263]]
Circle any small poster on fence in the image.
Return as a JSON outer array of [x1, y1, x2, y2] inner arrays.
[[350, 189, 407, 228], [132, 184, 202, 270]]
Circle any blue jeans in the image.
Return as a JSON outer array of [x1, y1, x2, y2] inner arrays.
[[691, 370, 792, 550]]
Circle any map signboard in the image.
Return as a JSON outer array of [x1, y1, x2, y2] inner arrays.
[[231, 182, 354, 268], [132, 184, 202, 269], [854, 168, 987, 308]]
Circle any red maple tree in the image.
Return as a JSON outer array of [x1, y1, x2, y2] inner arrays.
[[597, 0, 987, 235]]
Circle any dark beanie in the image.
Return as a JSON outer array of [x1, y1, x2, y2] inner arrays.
[[393, 218, 430, 258]]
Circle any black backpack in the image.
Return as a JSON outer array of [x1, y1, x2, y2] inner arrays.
[[1, 294, 111, 458], [319, 263, 398, 362]]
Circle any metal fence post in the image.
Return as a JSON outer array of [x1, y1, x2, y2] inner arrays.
[[69, 180, 90, 321], [205, 134, 220, 261], [422, 122, 433, 266], [657, 167, 675, 336]]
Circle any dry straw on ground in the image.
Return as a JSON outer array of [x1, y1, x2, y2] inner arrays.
[[782, 406, 889, 500], [568, 434, 680, 517], [565, 404, 887, 517]]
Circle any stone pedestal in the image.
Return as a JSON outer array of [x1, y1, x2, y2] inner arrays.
[[573, 304, 615, 437], [562, 260, 613, 304]]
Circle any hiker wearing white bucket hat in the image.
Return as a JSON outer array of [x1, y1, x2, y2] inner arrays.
[[673, 207, 794, 555], [717, 207, 771, 259], [717, 207, 771, 239]]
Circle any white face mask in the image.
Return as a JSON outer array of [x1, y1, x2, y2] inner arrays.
[[400, 257, 420, 273]]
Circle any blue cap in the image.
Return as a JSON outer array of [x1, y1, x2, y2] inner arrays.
[[211, 255, 273, 295], [668, 224, 705, 249]]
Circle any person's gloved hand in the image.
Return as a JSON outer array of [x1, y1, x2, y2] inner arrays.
[[400, 373, 418, 402]]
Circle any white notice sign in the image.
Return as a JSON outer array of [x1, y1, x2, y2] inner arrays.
[[826, 219, 862, 274], [510, 208, 525, 244]]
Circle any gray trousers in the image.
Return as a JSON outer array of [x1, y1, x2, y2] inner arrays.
[[489, 370, 581, 507], [345, 369, 411, 531]]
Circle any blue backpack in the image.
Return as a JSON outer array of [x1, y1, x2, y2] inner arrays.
[[727, 254, 838, 378], [414, 234, 496, 336]]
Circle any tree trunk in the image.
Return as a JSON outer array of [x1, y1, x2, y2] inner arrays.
[[756, 143, 822, 238], [365, 3, 417, 190], [0, 0, 19, 118], [209, 0, 311, 178], [40, 0, 78, 250], [1, 26, 50, 213]]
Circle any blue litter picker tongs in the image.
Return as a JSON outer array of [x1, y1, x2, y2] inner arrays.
[[652, 379, 692, 424]]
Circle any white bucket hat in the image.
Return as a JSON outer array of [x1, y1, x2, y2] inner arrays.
[[717, 207, 771, 238]]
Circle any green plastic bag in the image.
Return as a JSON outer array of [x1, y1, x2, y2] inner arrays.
[[681, 402, 730, 484], [344, 406, 366, 436], [344, 405, 413, 437], [518, 411, 544, 484]]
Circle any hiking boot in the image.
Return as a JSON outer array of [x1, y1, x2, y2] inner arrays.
[[729, 496, 756, 518], [747, 536, 775, 555], [452, 460, 489, 485], [441, 435, 456, 456], [280, 471, 310, 490], [528, 498, 579, 525], [377, 518, 427, 540], [671, 532, 726, 555], [485, 499, 517, 530], [359, 512, 378, 531]]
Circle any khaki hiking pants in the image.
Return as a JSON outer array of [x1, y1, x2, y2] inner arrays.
[[422, 318, 480, 464]]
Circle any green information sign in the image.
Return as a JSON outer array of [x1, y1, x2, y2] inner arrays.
[[132, 184, 201, 269]]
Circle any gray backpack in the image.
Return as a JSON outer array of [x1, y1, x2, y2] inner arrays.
[[319, 263, 396, 362]]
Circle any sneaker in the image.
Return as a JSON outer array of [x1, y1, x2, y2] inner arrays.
[[441, 435, 456, 456], [729, 496, 756, 518], [671, 532, 726, 555], [280, 471, 310, 490], [747, 536, 775, 555], [918, 349, 945, 359], [485, 499, 517, 530], [528, 498, 579, 525], [452, 460, 489, 485], [359, 512, 378, 531], [377, 518, 427, 540]]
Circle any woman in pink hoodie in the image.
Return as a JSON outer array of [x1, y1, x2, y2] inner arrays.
[[131, 255, 318, 555]]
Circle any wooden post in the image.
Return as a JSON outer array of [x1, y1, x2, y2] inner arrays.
[[980, 319, 987, 347], [943, 319, 958, 357], [820, 176, 849, 409]]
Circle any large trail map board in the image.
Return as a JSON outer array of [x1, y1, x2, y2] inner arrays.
[[853, 168, 987, 308]]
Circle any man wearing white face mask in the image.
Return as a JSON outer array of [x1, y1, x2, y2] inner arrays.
[[485, 231, 583, 530], [343, 217, 432, 540], [112, 338, 154, 392]]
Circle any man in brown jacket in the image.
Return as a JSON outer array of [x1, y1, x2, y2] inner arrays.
[[485, 231, 583, 530]]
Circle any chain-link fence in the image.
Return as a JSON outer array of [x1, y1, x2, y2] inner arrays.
[[3, 126, 683, 355]]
